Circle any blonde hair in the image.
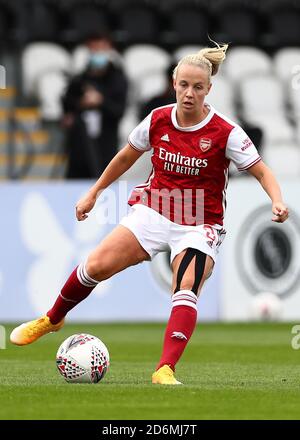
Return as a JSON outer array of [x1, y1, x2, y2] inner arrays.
[[173, 42, 229, 82]]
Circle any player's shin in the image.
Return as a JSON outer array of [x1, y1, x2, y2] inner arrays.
[[156, 290, 197, 371], [47, 262, 99, 324]]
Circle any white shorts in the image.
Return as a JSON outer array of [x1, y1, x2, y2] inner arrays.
[[120, 204, 226, 263]]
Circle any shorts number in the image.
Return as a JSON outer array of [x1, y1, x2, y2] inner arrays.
[[204, 225, 216, 242]]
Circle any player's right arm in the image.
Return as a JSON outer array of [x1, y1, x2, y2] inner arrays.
[[76, 143, 144, 221]]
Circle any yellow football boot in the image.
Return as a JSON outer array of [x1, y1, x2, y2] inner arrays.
[[152, 365, 182, 385], [10, 315, 64, 346]]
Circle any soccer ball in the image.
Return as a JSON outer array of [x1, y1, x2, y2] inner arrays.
[[250, 292, 283, 321], [56, 333, 109, 383]]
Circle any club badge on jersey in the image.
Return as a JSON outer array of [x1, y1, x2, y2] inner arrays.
[[199, 138, 212, 152]]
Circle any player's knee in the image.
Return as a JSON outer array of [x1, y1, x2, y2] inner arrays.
[[85, 259, 100, 281], [178, 278, 198, 294], [174, 248, 207, 295], [85, 257, 112, 282]]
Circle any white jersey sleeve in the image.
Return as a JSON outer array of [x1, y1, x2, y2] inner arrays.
[[128, 112, 152, 152], [225, 125, 261, 171]]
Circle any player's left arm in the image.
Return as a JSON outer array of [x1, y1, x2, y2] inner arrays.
[[247, 160, 289, 223]]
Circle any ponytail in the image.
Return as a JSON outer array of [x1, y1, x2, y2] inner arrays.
[[198, 43, 228, 76], [173, 42, 229, 80]]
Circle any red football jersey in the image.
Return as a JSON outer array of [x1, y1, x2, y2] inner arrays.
[[127, 104, 261, 226]]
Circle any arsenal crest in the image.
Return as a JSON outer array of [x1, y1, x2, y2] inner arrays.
[[199, 138, 212, 152]]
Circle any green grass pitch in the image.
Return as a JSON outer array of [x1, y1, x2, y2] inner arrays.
[[1, 322, 300, 420]]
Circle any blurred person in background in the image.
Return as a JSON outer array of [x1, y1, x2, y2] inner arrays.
[[11, 43, 288, 385], [62, 32, 128, 178]]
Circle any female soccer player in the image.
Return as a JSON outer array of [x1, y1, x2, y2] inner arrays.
[[10, 43, 289, 385]]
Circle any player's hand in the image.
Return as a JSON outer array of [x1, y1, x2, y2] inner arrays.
[[76, 192, 97, 221], [80, 89, 103, 108], [272, 202, 289, 223]]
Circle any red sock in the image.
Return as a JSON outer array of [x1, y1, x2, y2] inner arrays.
[[157, 290, 197, 371], [47, 263, 98, 324]]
